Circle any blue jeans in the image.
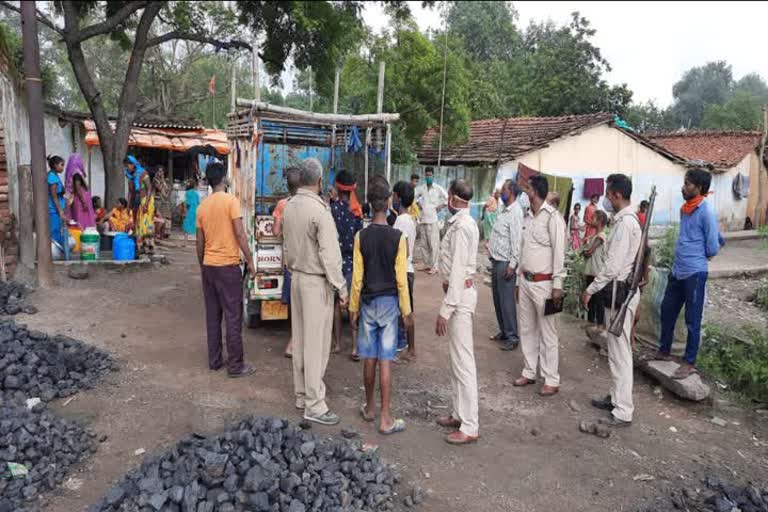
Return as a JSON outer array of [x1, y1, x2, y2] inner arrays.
[[658, 272, 708, 364], [357, 295, 399, 361]]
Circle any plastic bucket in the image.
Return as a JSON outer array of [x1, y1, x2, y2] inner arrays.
[[67, 225, 82, 253], [80, 232, 100, 261], [113, 234, 136, 261]]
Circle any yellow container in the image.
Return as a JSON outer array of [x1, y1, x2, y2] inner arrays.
[[67, 225, 82, 253]]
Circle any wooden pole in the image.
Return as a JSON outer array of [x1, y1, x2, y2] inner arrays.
[[235, 100, 400, 124], [230, 59, 237, 113], [364, 128, 370, 204], [331, 66, 340, 170], [252, 45, 260, 102], [21, 1, 53, 286], [755, 105, 768, 228], [385, 124, 392, 183], [436, 28, 449, 170], [376, 61, 385, 151], [17, 165, 34, 271]]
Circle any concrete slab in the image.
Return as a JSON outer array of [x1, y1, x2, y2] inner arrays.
[[641, 360, 711, 401], [709, 239, 768, 279]]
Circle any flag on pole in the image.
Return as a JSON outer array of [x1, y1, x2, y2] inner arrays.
[[208, 75, 216, 96]]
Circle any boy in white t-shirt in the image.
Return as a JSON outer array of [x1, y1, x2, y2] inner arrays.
[[393, 181, 417, 360]]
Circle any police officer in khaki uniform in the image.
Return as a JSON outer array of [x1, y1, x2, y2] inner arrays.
[[513, 175, 566, 396], [283, 158, 348, 426], [435, 179, 480, 445], [582, 174, 641, 427]]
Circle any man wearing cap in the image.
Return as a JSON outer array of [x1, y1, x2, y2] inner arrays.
[[282, 158, 348, 426]]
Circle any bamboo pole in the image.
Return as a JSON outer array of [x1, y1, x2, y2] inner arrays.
[[235, 100, 400, 124]]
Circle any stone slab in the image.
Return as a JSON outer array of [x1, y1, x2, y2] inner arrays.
[[642, 360, 711, 401]]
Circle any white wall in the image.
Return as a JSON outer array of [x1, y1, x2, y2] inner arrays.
[[494, 124, 748, 231]]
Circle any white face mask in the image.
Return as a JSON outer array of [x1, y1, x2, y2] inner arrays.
[[517, 192, 531, 210], [602, 196, 615, 214]]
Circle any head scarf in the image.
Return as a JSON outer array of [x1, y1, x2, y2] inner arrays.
[[65, 153, 86, 195], [125, 155, 144, 191], [335, 182, 362, 218]]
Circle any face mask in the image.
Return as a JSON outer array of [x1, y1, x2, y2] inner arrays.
[[602, 196, 615, 214], [517, 192, 530, 210], [447, 197, 458, 215], [425, 177, 434, 186], [500, 192, 510, 204]]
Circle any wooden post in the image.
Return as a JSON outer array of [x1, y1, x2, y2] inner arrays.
[[17, 165, 34, 270], [331, 67, 340, 170], [364, 128, 370, 204], [755, 105, 768, 228], [385, 124, 392, 183], [376, 61, 385, 151], [230, 58, 237, 113], [252, 45, 260, 102], [168, 150, 173, 181]]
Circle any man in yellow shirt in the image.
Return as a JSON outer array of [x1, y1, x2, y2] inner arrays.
[[350, 176, 412, 436], [196, 163, 256, 378]]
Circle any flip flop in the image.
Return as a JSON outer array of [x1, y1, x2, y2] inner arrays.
[[360, 404, 375, 422], [672, 365, 698, 380], [379, 418, 406, 435], [349, 354, 360, 362]]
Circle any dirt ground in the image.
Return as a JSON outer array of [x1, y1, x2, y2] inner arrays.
[[19, 243, 768, 512], [705, 275, 768, 332]]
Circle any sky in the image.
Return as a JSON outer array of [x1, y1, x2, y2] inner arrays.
[[361, 1, 768, 107]]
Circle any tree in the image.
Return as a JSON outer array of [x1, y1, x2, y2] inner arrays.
[[445, 1, 520, 61], [670, 61, 733, 128], [1, 0, 374, 207], [702, 90, 763, 131], [625, 100, 674, 132]]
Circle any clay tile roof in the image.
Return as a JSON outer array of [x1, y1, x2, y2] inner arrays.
[[418, 113, 615, 165], [646, 131, 761, 170]]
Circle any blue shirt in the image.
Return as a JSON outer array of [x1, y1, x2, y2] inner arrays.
[[672, 200, 721, 279], [330, 199, 363, 277], [47, 171, 65, 215]]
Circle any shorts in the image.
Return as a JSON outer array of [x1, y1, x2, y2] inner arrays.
[[357, 295, 399, 361]]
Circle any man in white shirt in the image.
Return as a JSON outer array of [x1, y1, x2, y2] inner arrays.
[[393, 181, 417, 360], [415, 166, 447, 274], [487, 179, 524, 351]]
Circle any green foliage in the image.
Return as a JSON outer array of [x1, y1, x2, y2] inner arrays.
[[698, 324, 768, 402], [653, 226, 679, 270], [0, 21, 56, 98], [756, 280, 768, 311], [445, 1, 520, 62], [670, 61, 733, 128], [625, 100, 675, 132], [702, 90, 763, 130], [759, 225, 768, 250], [563, 249, 586, 316]]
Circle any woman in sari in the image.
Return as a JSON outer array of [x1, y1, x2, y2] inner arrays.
[[481, 189, 500, 240], [569, 202, 583, 250], [47, 155, 67, 247], [182, 180, 199, 240], [65, 154, 96, 229], [124, 156, 155, 254]]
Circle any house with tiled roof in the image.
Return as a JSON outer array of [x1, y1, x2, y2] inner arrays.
[[410, 114, 764, 231]]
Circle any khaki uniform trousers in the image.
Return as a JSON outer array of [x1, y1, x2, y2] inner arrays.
[[416, 222, 440, 269], [447, 286, 479, 437], [518, 278, 560, 387], [607, 292, 639, 422], [290, 271, 334, 417]]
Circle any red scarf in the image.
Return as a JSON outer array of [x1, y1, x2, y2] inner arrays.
[[680, 195, 705, 215], [335, 183, 362, 218]]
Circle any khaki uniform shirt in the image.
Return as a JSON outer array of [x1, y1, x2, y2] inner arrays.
[[586, 205, 641, 296], [283, 189, 348, 298], [517, 201, 567, 289], [438, 208, 479, 318]]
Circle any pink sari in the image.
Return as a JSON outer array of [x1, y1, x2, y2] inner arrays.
[[570, 214, 582, 250], [66, 154, 96, 228]]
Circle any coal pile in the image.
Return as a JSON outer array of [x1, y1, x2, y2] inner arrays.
[[0, 281, 36, 316], [0, 320, 116, 403], [90, 416, 406, 512], [0, 403, 96, 510], [638, 475, 768, 512]]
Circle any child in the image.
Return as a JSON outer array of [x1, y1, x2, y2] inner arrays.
[[392, 181, 417, 361], [109, 198, 134, 233], [582, 210, 609, 330], [93, 196, 108, 234], [349, 177, 412, 435]]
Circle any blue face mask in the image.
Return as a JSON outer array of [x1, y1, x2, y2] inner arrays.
[[500, 192, 510, 204]]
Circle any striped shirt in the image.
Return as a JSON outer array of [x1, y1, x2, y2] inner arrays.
[[488, 201, 524, 267]]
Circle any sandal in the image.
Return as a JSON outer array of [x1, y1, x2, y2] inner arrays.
[[672, 364, 698, 380], [360, 404, 375, 422], [379, 418, 406, 436], [349, 353, 360, 362]]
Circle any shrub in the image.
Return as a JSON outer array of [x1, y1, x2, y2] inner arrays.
[[653, 226, 678, 270], [698, 324, 768, 402], [756, 280, 768, 311]]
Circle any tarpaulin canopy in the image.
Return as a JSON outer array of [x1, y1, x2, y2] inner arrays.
[[83, 120, 229, 155]]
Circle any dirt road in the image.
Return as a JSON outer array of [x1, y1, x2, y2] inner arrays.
[[22, 243, 768, 511]]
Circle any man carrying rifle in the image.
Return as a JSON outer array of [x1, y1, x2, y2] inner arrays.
[[581, 174, 642, 428]]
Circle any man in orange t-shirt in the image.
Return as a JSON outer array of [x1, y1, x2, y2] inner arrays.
[[196, 162, 256, 377]]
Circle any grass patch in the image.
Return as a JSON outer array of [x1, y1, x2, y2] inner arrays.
[[757, 281, 768, 311], [653, 226, 678, 270], [698, 324, 768, 403]]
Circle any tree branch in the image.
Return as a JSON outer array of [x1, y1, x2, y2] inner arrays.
[[0, 1, 62, 34], [72, 1, 152, 43], [145, 31, 252, 52]]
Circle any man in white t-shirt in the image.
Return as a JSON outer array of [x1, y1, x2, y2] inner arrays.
[[415, 166, 447, 274], [393, 180, 417, 360]]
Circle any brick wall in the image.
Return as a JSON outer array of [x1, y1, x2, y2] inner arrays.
[[0, 125, 18, 278]]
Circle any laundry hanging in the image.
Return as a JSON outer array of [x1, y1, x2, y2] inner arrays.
[[732, 172, 750, 200], [516, 162, 540, 188], [582, 177, 605, 199]]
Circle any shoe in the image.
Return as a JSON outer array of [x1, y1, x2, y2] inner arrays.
[[513, 377, 536, 387], [489, 333, 507, 342], [539, 385, 559, 397], [303, 411, 341, 426], [436, 416, 462, 429], [445, 431, 478, 445], [499, 342, 519, 351], [653, 351, 673, 361], [598, 415, 632, 428], [591, 395, 613, 411], [227, 364, 255, 378]]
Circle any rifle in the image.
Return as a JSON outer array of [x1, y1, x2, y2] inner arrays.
[[607, 186, 657, 337]]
